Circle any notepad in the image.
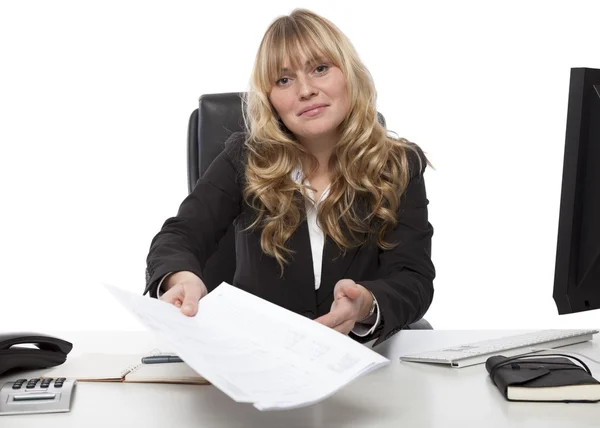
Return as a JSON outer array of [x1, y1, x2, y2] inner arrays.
[[42, 352, 209, 385], [486, 355, 600, 402]]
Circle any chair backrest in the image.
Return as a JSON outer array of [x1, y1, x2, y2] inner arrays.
[[187, 92, 246, 194], [185, 94, 243, 289], [186, 92, 387, 290]]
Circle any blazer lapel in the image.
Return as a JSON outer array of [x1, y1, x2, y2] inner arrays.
[[316, 194, 371, 305], [316, 232, 362, 306], [289, 217, 317, 286], [283, 201, 320, 315]]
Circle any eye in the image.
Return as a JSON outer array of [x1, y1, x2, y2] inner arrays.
[[315, 64, 329, 73], [276, 77, 290, 86]]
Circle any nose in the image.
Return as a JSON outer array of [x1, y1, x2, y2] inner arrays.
[[297, 75, 318, 100]]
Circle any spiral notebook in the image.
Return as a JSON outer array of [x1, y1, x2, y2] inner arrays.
[[42, 351, 209, 385]]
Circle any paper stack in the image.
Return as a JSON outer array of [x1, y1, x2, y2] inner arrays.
[[104, 282, 389, 411]]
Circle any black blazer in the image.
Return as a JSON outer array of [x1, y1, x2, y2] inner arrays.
[[144, 132, 435, 346]]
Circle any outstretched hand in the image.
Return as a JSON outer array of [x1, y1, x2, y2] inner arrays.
[[314, 279, 373, 335], [159, 271, 208, 316]]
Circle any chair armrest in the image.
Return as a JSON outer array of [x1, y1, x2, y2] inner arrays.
[[407, 318, 433, 330]]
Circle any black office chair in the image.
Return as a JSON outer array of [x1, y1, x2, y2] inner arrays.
[[187, 92, 433, 330]]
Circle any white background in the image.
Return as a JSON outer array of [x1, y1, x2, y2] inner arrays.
[[1, 0, 599, 333]]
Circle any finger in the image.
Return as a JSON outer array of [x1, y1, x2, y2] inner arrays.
[[317, 297, 357, 328], [181, 284, 203, 316], [341, 283, 361, 300], [316, 312, 354, 334], [314, 312, 340, 328], [329, 310, 354, 330], [315, 302, 354, 329], [159, 285, 183, 304], [333, 319, 355, 335], [335, 280, 362, 301], [334, 279, 354, 299]]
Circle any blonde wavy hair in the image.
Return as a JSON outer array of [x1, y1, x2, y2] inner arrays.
[[241, 8, 429, 274]]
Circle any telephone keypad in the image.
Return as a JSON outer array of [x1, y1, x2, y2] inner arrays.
[[0, 377, 76, 415]]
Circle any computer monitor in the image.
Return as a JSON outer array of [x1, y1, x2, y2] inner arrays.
[[553, 67, 600, 314]]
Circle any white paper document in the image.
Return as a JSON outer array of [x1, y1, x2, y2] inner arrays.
[[104, 283, 390, 411]]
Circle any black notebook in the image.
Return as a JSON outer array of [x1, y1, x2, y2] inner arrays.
[[486, 355, 600, 403]]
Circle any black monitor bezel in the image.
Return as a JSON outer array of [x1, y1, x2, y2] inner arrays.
[[553, 67, 600, 314]]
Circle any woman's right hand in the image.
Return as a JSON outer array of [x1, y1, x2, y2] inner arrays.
[[159, 271, 208, 316]]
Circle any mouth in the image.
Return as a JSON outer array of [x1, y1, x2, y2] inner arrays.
[[298, 104, 329, 116]]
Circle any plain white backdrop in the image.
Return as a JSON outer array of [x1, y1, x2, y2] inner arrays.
[[1, 0, 599, 333]]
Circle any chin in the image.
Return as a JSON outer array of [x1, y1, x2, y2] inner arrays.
[[298, 122, 340, 138]]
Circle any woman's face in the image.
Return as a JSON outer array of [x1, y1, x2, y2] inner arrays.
[[269, 55, 349, 144]]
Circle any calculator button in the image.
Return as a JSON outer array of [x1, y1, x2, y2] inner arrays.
[[12, 383, 23, 390], [26, 379, 40, 388], [40, 379, 52, 388], [56, 378, 66, 382]]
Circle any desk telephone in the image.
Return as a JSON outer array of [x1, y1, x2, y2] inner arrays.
[[0, 332, 76, 415], [0, 332, 73, 376]]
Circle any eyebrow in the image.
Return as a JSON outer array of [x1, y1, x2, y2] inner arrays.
[[280, 58, 328, 73]]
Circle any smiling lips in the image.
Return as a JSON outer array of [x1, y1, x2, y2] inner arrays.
[[298, 104, 328, 116]]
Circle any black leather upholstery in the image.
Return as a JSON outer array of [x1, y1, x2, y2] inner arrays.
[[186, 92, 432, 329], [186, 93, 244, 291], [187, 92, 247, 194]]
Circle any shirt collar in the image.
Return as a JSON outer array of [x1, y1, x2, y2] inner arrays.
[[291, 163, 304, 185], [290, 164, 331, 206]]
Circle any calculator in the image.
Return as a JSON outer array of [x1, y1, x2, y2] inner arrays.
[[0, 377, 77, 415]]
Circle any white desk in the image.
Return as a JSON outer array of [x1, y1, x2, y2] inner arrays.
[[1, 330, 599, 427]]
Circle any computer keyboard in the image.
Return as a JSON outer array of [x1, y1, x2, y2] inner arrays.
[[399, 329, 599, 368]]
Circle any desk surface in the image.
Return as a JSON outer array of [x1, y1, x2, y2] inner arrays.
[[1, 329, 599, 428]]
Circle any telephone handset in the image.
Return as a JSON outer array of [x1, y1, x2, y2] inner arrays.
[[0, 332, 73, 376]]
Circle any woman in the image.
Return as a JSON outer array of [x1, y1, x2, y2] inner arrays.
[[144, 9, 435, 346]]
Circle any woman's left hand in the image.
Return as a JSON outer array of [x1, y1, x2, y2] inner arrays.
[[314, 279, 373, 335]]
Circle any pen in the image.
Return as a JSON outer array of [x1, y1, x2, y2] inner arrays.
[[141, 355, 183, 364]]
